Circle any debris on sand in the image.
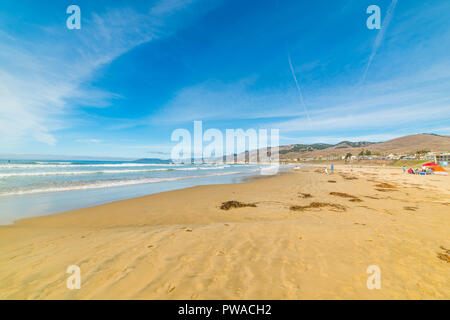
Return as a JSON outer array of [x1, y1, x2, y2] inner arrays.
[[375, 183, 397, 193], [168, 286, 176, 293], [220, 201, 257, 210], [437, 253, 450, 263], [375, 188, 397, 192], [330, 192, 363, 202], [330, 192, 354, 198], [328, 180, 337, 183], [437, 246, 450, 263], [375, 183, 396, 189], [404, 206, 418, 211], [299, 193, 313, 199], [290, 202, 346, 213], [341, 175, 358, 180]]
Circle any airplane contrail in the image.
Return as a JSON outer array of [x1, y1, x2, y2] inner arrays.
[[288, 52, 311, 123], [361, 0, 398, 84]]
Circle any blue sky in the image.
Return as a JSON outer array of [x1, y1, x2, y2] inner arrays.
[[1, 0, 449, 159]]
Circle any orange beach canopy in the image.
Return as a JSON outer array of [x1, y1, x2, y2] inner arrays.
[[430, 166, 447, 173], [422, 162, 448, 175]]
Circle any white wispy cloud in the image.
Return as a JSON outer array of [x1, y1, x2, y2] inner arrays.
[[76, 139, 103, 143], [151, 0, 196, 15], [0, 0, 209, 148], [280, 133, 406, 145], [151, 1, 450, 144], [152, 58, 450, 130], [271, 65, 450, 136], [152, 77, 307, 123]]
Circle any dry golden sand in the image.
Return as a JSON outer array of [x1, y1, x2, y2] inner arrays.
[[0, 165, 449, 299]]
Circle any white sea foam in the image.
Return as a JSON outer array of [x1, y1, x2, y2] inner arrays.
[[0, 163, 181, 169], [0, 171, 249, 196], [0, 168, 172, 178], [0, 166, 238, 178], [199, 165, 230, 170]]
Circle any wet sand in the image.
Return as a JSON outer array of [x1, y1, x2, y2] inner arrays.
[[0, 165, 449, 299]]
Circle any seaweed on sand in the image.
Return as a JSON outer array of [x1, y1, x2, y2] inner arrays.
[[330, 192, 363, 202], [220, 201, 257, 210], [437, 246, 450, 263], [290, 202, 346, 213], [375, 183, 396, 189], [299, 193, 313, 199]]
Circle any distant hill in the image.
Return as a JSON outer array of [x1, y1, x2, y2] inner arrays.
[[279, 143, 333, 154], [277, 134, 450, 159], [367, 133, 450, 154], [333, 141, 375, 149]]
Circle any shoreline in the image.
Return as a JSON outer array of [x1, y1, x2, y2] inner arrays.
[[1, 165, 449, 299], [0, 167, 271, 226], [7, 170, 284, 229]]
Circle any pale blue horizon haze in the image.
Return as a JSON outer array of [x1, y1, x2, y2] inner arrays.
[[1, 0, 449, 160]]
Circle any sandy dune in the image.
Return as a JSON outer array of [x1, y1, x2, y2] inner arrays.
[[0, 166, 449, 299]]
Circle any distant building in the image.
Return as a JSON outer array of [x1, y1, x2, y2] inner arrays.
[[434, 153, 450, 166], [386, 153, 401, 160]]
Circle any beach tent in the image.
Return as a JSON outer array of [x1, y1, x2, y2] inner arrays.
[[421, 162, 448, 175], [430, 165, 448, 175], [422, 162, 439, 167]]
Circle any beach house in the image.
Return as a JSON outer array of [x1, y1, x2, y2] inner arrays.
[[434, 153, 450, 166]]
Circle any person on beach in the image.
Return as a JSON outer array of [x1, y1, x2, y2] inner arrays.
[[331, 164, 334, 174], [402, 166, 406, 173]]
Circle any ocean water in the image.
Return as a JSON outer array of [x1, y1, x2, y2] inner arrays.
[[0, 160, 274, 225]]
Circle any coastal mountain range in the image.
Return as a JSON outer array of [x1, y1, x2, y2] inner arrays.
[[277, 134, 450, 159]]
